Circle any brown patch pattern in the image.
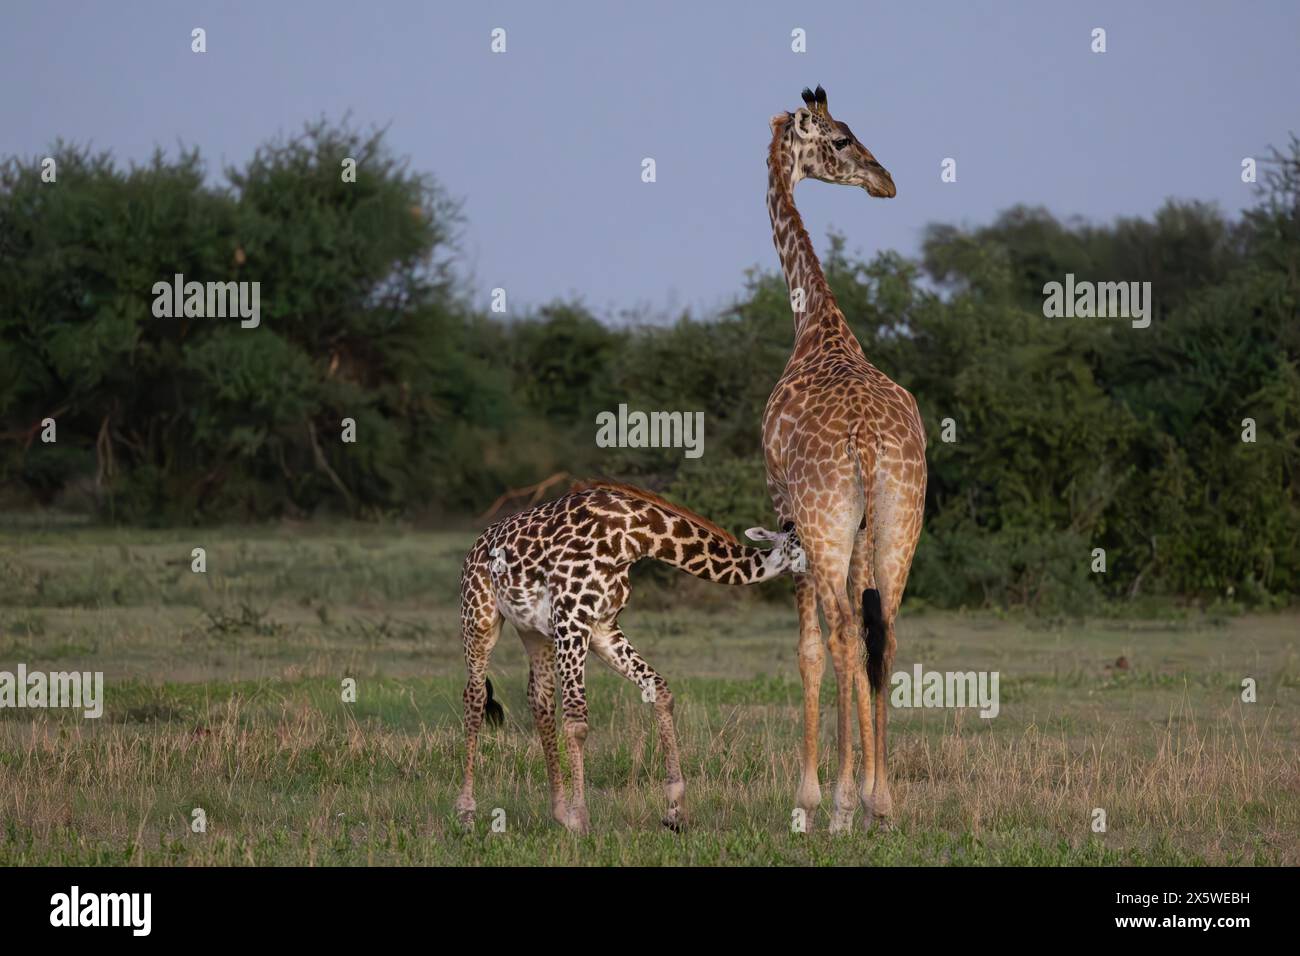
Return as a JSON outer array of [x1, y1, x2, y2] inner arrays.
[[762, 87, 927, 833], [454, 484, 802, 834]]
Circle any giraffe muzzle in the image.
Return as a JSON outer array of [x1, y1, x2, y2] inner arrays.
[[864, 162, 896, 199]]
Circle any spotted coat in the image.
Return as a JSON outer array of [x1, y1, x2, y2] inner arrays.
[[455, 481, 804, 834], [763, 86, 927, 833]]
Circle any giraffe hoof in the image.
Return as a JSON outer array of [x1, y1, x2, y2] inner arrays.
[[661, 809, 688, 832], [829, 809, 854, 834], [866, 815, 896, 834], [455, 807, 475, 829], [563, 808, 591, 835]]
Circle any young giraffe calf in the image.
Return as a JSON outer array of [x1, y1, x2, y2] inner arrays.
[[456, 480, 805, 834]]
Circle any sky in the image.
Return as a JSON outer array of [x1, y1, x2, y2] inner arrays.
[[4, 0, 1298, 319]]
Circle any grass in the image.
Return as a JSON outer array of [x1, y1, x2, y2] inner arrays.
[[0, 520, 1296, 865]]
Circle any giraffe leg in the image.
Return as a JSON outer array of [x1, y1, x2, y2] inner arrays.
[[863, 465, 925, 827], [792, 572, 825, 828], [769, 488, 824, 828], [866, 598, 901, 826], [520, 630, 566, 826], [803, 528, 860, 835], [456, 608, 502, 827], [554, 617, 593, 835], [590, 623, 687, 831]]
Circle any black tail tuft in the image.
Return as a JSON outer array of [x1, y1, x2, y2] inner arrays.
[[484, 677, 505, 727], [862, 589, 886, 693]]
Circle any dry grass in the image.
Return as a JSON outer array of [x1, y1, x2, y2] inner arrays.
[[0, 523, 1295, 865]]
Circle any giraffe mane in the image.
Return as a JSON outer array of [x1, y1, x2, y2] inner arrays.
[[768, 118, 791, 162], [570, 479, 740, 545]]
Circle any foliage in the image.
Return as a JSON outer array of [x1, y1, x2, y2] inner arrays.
[[2, 124, 1297, 609]]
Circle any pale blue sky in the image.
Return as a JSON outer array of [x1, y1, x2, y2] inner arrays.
[[4, 0, 1297, 318]]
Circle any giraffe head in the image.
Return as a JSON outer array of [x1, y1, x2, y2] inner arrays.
[[744, 522, 808, 577], [770, 85, 896, 198]]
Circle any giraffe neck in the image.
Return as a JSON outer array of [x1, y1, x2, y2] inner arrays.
[[766, 124, 859, 354], [634, 507, 783, 585]]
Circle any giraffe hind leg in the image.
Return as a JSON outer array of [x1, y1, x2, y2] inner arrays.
[[792, 573, 824, 824], [798, 515, 860, 835], [520, 629, 566, 826], [773, 479, 828, 829], [456, 603, 502, 827], [862, 464, 925, 827]]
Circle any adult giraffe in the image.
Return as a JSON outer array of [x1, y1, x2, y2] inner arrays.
[[762, 86, 927, 832]]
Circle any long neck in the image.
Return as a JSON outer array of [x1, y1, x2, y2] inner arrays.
[[767, 126, 834, 338], [633, 507, 782, 585]]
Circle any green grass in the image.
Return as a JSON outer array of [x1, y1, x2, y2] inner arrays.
[[0, 522, 1296, 865]]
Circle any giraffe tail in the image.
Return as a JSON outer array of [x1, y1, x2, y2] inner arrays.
[[484, 677, 505, 727], [850, 427, 886, 692], [863, 589, 886, 693]]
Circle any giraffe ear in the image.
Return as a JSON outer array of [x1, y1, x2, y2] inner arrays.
[[769, 112, 791, 135], [792, 108, 815, 140], [745, 527, 779, 543]]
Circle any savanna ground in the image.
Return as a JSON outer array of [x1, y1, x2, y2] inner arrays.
[[0, 518, 1296, 866]]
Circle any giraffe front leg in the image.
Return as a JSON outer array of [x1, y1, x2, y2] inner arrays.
[[651, 675, 688, 832], [554, 620, 592, 835], [520, 631, 567, 827], [591, 625, 687, 831]]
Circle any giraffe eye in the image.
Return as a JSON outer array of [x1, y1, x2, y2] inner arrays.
[[832, 138, 850, 150]]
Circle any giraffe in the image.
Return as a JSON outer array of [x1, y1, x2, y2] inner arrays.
[[762, 86, 927, 832], [455, 480, 806, 834]]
